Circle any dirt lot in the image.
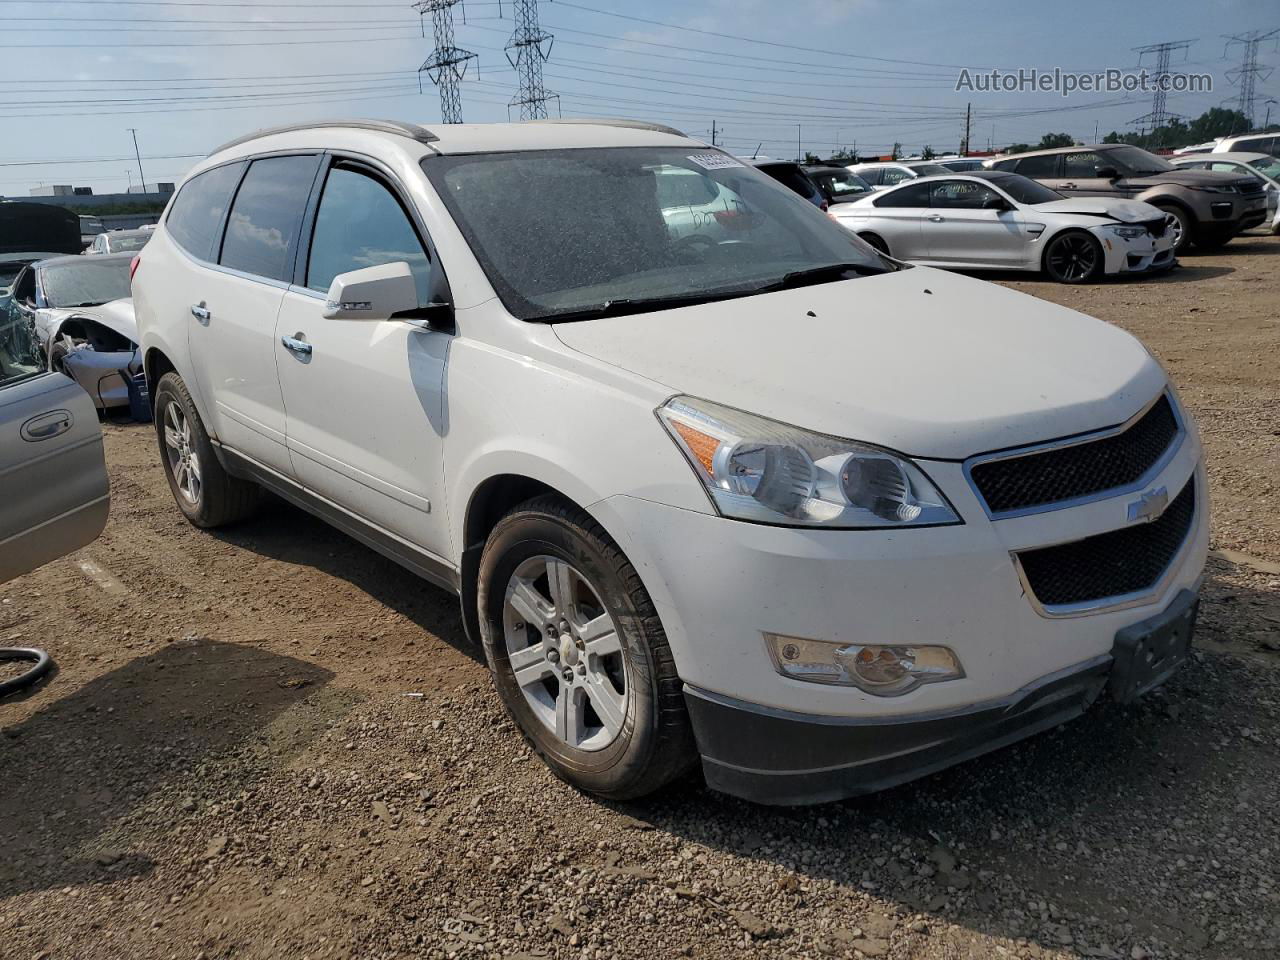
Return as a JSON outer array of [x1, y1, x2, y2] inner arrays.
[[2, 233, 1278, 960]]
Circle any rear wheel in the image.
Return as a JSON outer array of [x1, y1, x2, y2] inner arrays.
[[859, 232, 890, 256], [478, 495, 696, 800], [1043, 230, 1104, 284], [153, 372, 260, 528]]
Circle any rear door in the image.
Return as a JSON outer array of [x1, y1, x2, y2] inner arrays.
[[0, 313, 108, 583], [1015, 153, 1065, 189], [186, 153, 322, 474]]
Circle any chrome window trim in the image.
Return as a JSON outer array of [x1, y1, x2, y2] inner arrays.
[[1012, 471, 1200, 619], [963, 390, 1185, 520]]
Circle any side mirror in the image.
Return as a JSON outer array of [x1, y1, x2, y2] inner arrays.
[[322, 262, 420, 321], [1096, 166, 1120, 181], [982, 195, 1011, 211]]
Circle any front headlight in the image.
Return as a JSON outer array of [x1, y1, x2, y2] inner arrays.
[[1106, 224, 1149, 239], [657, 396, 960, 528], [1196, 184, 1237, 194]]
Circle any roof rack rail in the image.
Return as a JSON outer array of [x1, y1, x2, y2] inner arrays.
[[208, 119, 439, 157], [526, 117, 688, 138]]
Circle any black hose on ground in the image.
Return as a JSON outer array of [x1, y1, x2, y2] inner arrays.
[[0, 648, 53, 697]]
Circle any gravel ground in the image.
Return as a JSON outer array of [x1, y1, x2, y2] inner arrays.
[[2, 233, 1278, 960]]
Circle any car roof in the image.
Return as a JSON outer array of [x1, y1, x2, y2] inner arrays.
[[1177, 151, 1273, 163], [996, 143, 1111, 159], [803, 164, 859, 175], [205, 117, 703, 166]]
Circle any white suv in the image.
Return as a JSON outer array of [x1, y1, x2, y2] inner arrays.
[[133, 119, 1208, 805]]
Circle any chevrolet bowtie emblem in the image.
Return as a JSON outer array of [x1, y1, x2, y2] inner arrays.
[[1127, 485, 1169, 523]]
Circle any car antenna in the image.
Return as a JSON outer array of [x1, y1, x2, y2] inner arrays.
[[752, 143, 762, 159]]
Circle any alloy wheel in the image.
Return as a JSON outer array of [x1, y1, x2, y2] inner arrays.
[[1046, 234, 1099, 282], [502, 555, 629, 752], [162, 401, 202, 505]]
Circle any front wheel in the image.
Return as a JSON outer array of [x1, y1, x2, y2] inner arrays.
[[1155, 205, 1192, 253], [477, 495, 696, 800], [1043, 230, 1104, 284], [153, 372, 260, 528]]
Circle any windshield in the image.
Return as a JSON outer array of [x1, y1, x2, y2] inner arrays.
[[996, 174, 1064, 205], [809, 169, 871, 202], [41, 257, 132, 307], [1104, 146, 1174, 176], [907, 163, 953, 177], [106, 232, 149, 253], [1247, 157, 1280, 180], [422, 147, 890, 322]]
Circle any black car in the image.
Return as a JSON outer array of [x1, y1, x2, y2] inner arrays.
[[803, 165, 874, 205], [747, 159, 827, 210]]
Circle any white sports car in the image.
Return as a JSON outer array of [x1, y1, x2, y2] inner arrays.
[[831, 171, 1177, 283]]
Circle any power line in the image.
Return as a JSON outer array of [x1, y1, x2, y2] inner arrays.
[[1129, 39, 1195, 132], [506, 0, 557, 120], [1223, 28, 1279, 124], [415, 0, 477, 124]]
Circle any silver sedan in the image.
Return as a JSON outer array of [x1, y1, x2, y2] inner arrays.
[[831, 171, 1176, 283]]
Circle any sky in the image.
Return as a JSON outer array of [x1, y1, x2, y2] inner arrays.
[[1, 0, 1277, 197]]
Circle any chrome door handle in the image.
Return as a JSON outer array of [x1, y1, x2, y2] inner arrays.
[[1059, 182, 1077, 189], [190, 302, 211, 322], [927, 215, 945, 222], [280, 334, 312, 356]]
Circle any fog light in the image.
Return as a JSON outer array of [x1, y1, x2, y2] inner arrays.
[[765, 633, 964, 696]]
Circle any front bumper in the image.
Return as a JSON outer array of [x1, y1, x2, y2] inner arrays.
[[1096, 228, 1175, 275], [684, 588, 1197, 804]]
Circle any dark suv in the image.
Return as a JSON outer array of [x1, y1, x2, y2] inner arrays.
[[987, 144, 1269, 251]]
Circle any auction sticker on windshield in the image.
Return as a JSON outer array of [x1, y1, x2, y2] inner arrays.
[[687, 153, 743, 170]]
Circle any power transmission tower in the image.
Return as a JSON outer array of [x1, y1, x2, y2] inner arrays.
[[414, 0, 477, 125], [1130, 39, 1194, 132], [1222, 28, 1279, 125], [505, 0, 558, 120]]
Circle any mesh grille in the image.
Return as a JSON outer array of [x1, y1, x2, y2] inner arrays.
[[1017, 479, 1195, 608], [971, 395, 1178, 514]]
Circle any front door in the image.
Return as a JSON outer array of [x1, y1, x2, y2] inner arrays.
[[0, 308, 108, 583], [275, 158, 451, 560], [1054, 150, 1126, 198], [187, 153, 321, 473], [922, 180, 1027, 265]]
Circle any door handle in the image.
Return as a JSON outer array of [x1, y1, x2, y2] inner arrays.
[[280, 333, 313, 356], [21, 409, 73, 442], [190, 302, 211, 323], [1059, 182, 1077, 190], [927, 215, 945, 222]]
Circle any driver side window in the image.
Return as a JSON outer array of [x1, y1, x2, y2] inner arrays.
[[12, 268, 36, 305], [1063, 152, 1103, 178], [930, 181, 1001, 209], [306, 164, 433, 306]]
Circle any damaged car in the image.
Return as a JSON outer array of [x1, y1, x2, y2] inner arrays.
[[4, 252, 141, 411], [830, 171, 1176, 283]]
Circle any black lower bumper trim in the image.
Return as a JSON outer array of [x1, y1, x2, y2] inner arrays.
[[684, 657, 1113, 806]]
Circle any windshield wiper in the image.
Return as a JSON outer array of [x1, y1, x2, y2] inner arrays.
[[56, 300, 106, 308], [538, 289, 756, 323], [753, 261, 890, 293]]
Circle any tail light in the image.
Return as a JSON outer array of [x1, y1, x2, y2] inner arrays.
[[129, 254, 141, 282]]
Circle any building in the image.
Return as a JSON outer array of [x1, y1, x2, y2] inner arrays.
[[29, 184, 93, 196], [127, 183, 174, 194]]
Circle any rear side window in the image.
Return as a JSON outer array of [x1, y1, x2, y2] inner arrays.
[[219, 155, 318, 283], [306, 165, 431, 304], [166, 161, 246, 261], [873, 182, 931, 208], [988, 158, 1017, 172], [1015, 154, 1061, 177], [881, 167, 914, 186]]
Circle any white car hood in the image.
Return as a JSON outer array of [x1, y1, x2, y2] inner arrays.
[[1030, 198, 1163, 223], [552, 268, 1165, 460], [44, 297, 137, 343]]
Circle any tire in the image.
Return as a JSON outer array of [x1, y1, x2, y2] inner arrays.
[[153, 371, 260, 528], [859, 232, 890, 256], [1155, 204, 1192, 254], [1043, 230, 1104, 284], [48, 339, 70, 373], [477, 494, 696, 800]]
